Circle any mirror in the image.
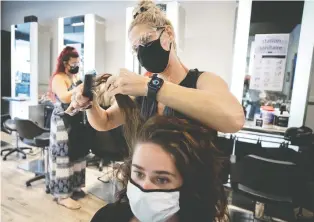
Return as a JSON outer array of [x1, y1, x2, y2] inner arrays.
[[14, 23, 31, 98], [231, 1, 306, 132], [58, 14, 105, 75], [63, 15, 85, 77]]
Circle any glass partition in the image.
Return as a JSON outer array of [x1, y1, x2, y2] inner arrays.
[[14, 23, 31, 98]]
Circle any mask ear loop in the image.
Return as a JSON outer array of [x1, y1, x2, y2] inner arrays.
[[157, 28, 165, 39], [158, 28, 172, 52]]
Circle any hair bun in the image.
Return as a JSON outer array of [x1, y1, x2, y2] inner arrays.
[[133, 0, 164, 19], [137, 0, 155, 10]]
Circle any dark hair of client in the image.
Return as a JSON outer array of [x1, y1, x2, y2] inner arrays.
[[94, 74, 228, 222]]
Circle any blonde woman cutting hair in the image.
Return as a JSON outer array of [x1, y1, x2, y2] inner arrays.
[[69, 0, 244, 133]]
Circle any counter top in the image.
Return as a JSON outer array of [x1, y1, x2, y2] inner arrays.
[[242, 125, 286, 136], [2, 97, 30, 102]]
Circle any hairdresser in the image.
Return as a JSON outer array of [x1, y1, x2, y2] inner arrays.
[[47, 46, 90, 210], [69, 0, 244, 133]]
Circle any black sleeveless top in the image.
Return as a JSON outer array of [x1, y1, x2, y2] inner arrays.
[[135, 69, 203, 122]]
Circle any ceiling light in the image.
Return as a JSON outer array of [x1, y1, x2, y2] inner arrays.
[[71, 22, 84, 27]]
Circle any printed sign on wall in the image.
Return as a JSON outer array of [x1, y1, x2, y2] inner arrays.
[[249, 34, 290, 92]]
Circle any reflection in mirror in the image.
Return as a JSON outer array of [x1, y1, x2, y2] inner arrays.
[[14, 23, 31, 98], [63, 15, 84, 77], [242, 1, 304, 131]]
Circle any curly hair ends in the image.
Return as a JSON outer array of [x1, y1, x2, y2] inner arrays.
[[115, 116, 228, 222]]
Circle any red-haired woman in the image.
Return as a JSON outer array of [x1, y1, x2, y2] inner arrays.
[[47, 46, 87, 210]]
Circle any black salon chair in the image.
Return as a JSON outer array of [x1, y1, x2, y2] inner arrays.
[[1, 118, 33, 160], [43, 102, 54, 129], [234, 139, 263, 162], [231, 154, 300, 221], [1, 114, 12, 147], [14, 118, 50, 187], [89, 126, 129, 172], [215, 136, 234, 184], [294, 138, 314, 219]]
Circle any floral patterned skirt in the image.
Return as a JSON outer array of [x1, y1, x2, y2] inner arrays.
[[46, 105, 86, 198]]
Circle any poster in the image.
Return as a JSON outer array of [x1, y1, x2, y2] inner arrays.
[[249, 34, 290, 92]]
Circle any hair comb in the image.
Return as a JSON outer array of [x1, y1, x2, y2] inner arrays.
[[133, 7, 148, 19]]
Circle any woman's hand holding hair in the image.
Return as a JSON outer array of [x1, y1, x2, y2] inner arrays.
[[106, 68, 150, 97], [65, 84, 93, 115]]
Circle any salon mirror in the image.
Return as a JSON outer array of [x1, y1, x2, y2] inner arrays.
[[230, 0, 314, 130], [14, 23, 31, 98], [241, 1, 304, 130], [63, 15, 85, 77], [58, 14, 105, 77]]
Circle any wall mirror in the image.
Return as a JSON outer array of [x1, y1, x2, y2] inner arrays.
[[58, 14, 105, 76], [14, 23, 31, 98], [231, 0, 314, 132], [62, 15, 85, 77], [242, 1, 304, 130]]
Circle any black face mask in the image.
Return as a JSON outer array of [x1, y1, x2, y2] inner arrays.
[[137, 30, 171, 73], [68, 66, 79, 74]]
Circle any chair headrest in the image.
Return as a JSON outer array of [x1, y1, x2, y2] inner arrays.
[[14, 118, 44, 139], [284, 126, 313, 145]]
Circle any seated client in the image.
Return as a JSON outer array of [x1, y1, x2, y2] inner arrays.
[[67, 73, 227, 221], [91, 115, 227, 222]]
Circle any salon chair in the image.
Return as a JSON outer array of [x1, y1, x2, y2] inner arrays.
[[293, 135, 314, 219], [88, 126, 129, 172], [234, 139, 263, 162], [215, 136, 234, 184], [1, 118, 33, 160], [231, 154, 301, 221], [1, 114, 12, 147], [14, 118, 50, 187], [43, 102, 54, 129]]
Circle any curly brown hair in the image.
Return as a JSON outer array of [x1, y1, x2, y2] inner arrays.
[[94, 73, 228, 222]]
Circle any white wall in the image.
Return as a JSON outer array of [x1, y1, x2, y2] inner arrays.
[[2, 1, 236, 88], [179, 1, 236, 84]]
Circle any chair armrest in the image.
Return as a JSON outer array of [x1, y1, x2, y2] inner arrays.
[[2, 127, 11, 134], [43, 128, 50, 133], [34, 132, 50, 147], [33, 120, 50, 133]]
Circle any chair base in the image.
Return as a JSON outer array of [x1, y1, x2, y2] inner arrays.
[[1, 140, 11, 147], [87, 156, 108, 172], [254, 202, 272, 221], [25, 173, 45, 187], [1, 147, 32, 160]]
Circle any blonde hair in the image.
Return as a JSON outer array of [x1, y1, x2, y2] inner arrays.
[[95, 79, 115, 107], [129, 0, 173, 31], [129, 0, 177, 51]]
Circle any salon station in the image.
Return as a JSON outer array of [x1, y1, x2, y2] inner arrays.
[[1, 1, 314, 222]]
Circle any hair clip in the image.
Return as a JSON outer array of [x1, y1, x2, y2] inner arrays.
[[133, 7, 147, 19]]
